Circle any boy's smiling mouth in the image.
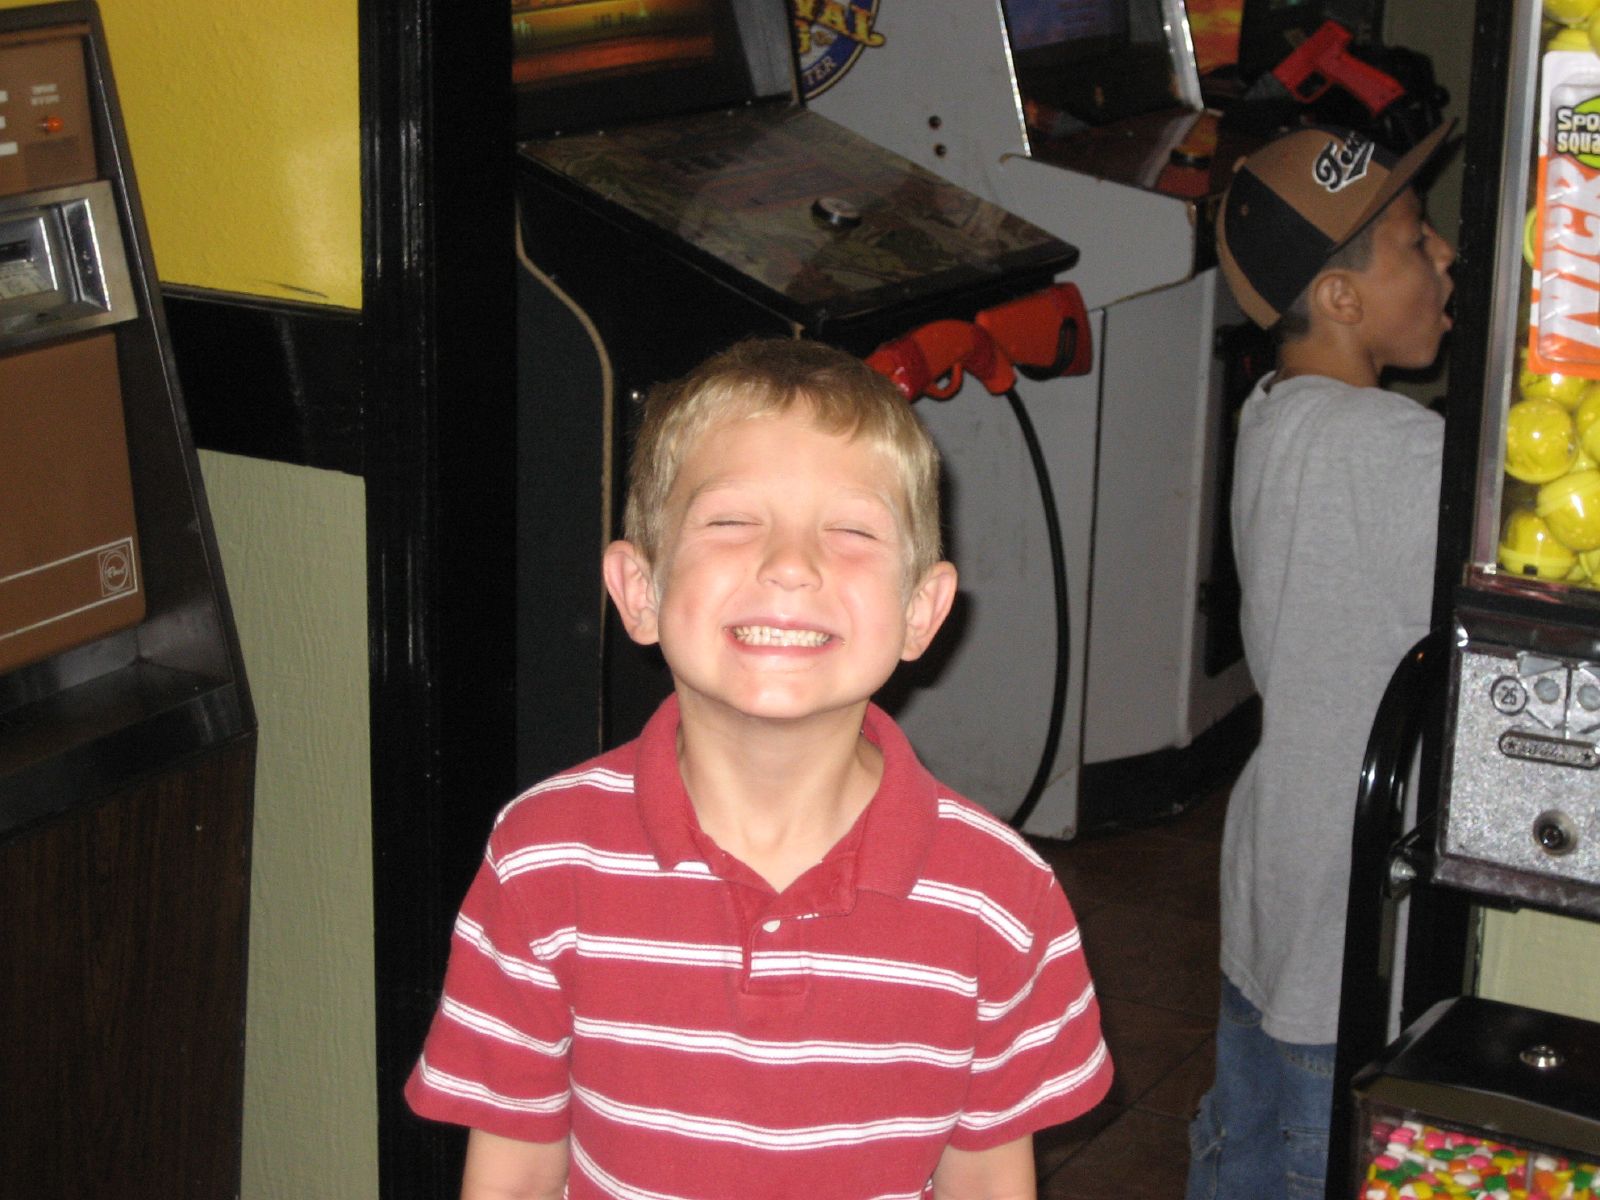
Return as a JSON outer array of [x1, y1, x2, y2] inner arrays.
[[730, 625, 832, 648]]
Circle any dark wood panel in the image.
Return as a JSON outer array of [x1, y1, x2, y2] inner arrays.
[[0, 736, 256, 1199], [163, 286, 365, 475], [360, 0, 518, 1193]]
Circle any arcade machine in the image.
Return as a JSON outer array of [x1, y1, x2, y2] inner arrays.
[[0, 3, 256, 1197], [795, 0, 1445, 834], [512, 0, 1101, 831], [796, 0, 1259, 834], [1329, 2, 1600, 1195]]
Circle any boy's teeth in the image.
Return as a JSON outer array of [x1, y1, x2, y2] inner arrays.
[[733, 625, 830, 647]]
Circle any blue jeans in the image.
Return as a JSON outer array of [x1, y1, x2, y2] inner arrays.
[[1184, 976, 1336, 1200]]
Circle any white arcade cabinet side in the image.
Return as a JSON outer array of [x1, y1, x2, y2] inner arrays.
[[800, 0, 1258, 835]]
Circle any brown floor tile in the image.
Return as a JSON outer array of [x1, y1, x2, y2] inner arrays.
[[1095, 996, 1212, 1109], [1108, 833, 1219, 914], [1031, 781, 1225, 1198], [1031, 832, 1128, 910], [1162, 783, 1232, 845], [1038, 828, 1220, 919], [1040, 1107, 1191, 1199], [1076, 901, 1220, 1017], [1033, 1101, 1123, 1179], [1139, 1036, 1214, 1121], [1027, 833, 1081, 878]]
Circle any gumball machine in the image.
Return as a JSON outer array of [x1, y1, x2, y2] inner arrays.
[[1426, 0, 1600, 919], [1329, 1, 1600, 1195], [1349, 998, 1600, 1200]]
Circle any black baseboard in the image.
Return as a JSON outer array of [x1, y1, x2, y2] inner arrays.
[[162, 286, 364, 475], [1076, 696, 1261, 835]]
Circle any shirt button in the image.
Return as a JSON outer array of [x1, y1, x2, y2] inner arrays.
[[761, 919, 781, 933]]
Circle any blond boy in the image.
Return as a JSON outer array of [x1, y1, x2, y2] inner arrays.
[[407, 339, 1112, 1199]]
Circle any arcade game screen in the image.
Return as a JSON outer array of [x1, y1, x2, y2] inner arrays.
[[513, 0, 757, 134], [1000, 0, 1181, 129], [513, 0, 716, 87]]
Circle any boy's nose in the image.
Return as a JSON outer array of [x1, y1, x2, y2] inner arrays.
[[759, 530, 823, 589], [1427, 224, 1455, 269]]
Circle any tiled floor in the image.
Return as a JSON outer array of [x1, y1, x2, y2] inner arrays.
[[1027, 782, 1231, 1199]]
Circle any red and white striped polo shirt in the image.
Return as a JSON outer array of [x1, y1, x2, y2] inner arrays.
[[406, 697, 1111, 1198]]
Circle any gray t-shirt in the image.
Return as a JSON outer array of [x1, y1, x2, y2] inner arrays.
[[1221, 372, 1442, 1044]]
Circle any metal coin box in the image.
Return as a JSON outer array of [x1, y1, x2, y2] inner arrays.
[[0, 6, 255, 1194], [1438, 609, 1600, 920], [0, 2, 251, 836]]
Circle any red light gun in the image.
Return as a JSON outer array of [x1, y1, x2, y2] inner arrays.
[[1261, 20, 1405, 118]]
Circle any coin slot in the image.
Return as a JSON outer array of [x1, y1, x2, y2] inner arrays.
[[1532, 809, 1578, 856]]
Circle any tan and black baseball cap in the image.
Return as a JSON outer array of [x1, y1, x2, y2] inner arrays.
[[1216, 120, 1454, 329]]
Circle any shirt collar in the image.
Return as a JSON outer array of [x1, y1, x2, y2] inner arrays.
[[632, 695, 939, 899]]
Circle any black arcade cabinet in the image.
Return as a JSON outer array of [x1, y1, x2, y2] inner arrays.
[[0, 5, 256, 1196], [513, 0, 1081, 785]]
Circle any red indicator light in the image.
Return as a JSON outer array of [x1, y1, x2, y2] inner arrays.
[[38, 114, 63, 134]]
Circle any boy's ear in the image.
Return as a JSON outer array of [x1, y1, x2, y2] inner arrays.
[[901, 561, 959, 662], [1308, 269, 1364, 327], [602, 540, 660, 646]]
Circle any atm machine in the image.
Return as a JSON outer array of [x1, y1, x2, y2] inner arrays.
[[512, 0, 1107, 832], [0, 5, 256, 1196], [798, 0, 1262, 832]]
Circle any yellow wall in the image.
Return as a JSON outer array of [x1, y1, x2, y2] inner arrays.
[[0, 0, 362, 307]]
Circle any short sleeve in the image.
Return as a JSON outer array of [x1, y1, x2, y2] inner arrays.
[[1347, 396, 1443, 636], [403, 839, 574, 1143], [949, 871, 1113, 1149]]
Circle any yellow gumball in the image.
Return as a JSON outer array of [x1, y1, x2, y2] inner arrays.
[[1539, 469, 1600, 550], [1577, 384, 1600, 433], [1520, 364, 1589, 409], [1506, 398, 1579, 482], [1546, 0, 1600, 26], [1577, 388, 1600, 460], [1500, 509, 1578, 579], [1548, 24, 1592, 48]]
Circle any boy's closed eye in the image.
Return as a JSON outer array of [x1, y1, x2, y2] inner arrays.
[[826, 506, 902, 547]]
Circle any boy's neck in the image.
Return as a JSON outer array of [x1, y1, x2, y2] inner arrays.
[[673, 696, 883, 894], [1276, 329, 1381, 390]]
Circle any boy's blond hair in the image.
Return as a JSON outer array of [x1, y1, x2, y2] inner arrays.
[[624, 338, 944, 581]]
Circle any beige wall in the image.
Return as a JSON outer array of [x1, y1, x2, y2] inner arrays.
[[201, 453, 377, 1199], [1385, 1, 1471, 258]]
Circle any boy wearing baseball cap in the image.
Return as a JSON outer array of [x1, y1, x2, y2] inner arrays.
[[1186, 122, 1455, 1200]]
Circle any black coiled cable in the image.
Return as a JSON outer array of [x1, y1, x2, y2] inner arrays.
[[1002, 385, 1070, 832]]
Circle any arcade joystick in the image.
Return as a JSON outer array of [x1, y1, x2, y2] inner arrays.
[[811, 196, 862, 229]]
